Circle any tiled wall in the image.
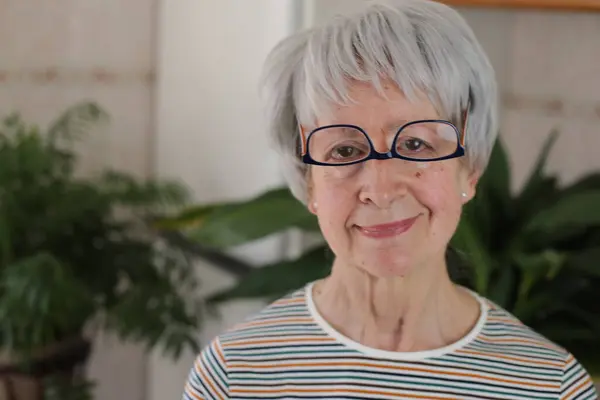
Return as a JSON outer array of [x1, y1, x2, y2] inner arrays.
[[456, 7, 600, 191], [0, 0, 156, 178], [0, 0, 156, 399]]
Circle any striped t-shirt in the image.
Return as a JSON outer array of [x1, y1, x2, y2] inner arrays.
[[183, 282, 598, 399]]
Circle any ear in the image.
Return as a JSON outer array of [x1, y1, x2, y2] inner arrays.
[[307, 186, 319, 215], [461, 169, 481, 203]]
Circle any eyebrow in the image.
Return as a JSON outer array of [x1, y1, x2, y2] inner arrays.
[[383, 118, 410, 132], [383, 116, 437, 132], [338, 126, 365, 135]]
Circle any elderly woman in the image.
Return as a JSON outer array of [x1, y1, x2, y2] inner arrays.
[[183, 0, 597, 399]]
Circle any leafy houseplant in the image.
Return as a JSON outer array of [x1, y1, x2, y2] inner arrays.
[[0, 103, 203, 400], [161, 132, 600, 374]]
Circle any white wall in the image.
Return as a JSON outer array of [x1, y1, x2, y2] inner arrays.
[[150, 1, 303, 398]]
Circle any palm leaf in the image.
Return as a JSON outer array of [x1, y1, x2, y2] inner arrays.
[[512, 291, 558, 322], [524, 191, 600, 234], [450, 217, 493, 294], [207, 245, 331, 303], [514, 130, 560, 223], [44, 375, 95, 400], [47, 102, 108, 145], [470, 138, 512, 248], [186, 187, 315, 249], [153, 204, 233, 230], [518, 129, 558, 198], [98, 170, 190, 210], [560, 173, 600, 197], [513, 250, 566, 304], [0, 253, 95, 351], [487, 267, 516, 309], [564, 247, 600, 278]]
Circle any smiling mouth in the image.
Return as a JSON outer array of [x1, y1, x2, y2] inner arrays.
[[355, 216, 420, 238]]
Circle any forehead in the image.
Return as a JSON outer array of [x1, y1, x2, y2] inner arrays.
[[316, 80, 440, 128]]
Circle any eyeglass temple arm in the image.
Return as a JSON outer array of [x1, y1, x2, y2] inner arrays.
[[298, 123, 308, 156], [460, 97, 471, 147]]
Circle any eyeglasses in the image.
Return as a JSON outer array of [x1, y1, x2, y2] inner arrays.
[[299, 106, 469, 167], [300, 119, 466, 167]]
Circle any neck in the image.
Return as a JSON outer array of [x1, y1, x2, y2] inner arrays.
[[311, 256, 481, 353]]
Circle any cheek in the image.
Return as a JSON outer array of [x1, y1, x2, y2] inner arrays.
[[310, 171, 356, 228], [415, 165, 462, 218], [312, 169, 352, 203]]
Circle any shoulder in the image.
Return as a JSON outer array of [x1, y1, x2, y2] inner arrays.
[[183, 286, 311, 399], [476, 297, 597, 399], [183, 335, 228, 400], [219, 284, 314, 343], [478, 298, 569, 357], [198, 283, 317, 359], [477, 297, 579, 362]]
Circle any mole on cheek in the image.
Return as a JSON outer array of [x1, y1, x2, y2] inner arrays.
[[415, 172, 422, 178]]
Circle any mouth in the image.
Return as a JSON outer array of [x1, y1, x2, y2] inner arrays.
[[355, 215, 420, 239]]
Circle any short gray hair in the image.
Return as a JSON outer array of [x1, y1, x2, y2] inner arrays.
[[260, 0, 499, 204]]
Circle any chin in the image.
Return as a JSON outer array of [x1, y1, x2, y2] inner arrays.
[[356, 250, 416, 278]]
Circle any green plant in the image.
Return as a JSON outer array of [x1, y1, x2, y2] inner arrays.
[[0, 103, 203, 399], [160, 132, 600, 373], [155, 187, 329, 302]]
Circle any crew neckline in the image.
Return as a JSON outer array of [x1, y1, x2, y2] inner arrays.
[[304, 281, 488, 361]]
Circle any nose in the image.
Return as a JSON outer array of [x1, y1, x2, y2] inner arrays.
[[357, 158, 411, 208]]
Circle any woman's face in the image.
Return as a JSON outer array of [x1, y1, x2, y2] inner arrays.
[[306, 81, 478, 278]]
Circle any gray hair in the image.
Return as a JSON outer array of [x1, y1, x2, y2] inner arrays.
[[260, 0, 499, 204]]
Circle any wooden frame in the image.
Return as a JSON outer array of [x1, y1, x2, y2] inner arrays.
[[439, 0, 600, 11]]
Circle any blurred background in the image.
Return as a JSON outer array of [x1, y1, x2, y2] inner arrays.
[[1, 0, 600, 399]]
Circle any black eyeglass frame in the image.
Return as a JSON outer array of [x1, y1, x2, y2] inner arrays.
[[301, 120, 465, 166], [299, 101, 470, 167]]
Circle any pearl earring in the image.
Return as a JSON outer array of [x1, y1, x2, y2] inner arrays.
[[312, 202, 318, 210], [461, 192, 467, 198]]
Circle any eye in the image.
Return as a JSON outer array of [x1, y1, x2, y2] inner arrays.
[[399, 137, 431, 153], [325, 141, 369, 163], [332, 145, 363, 160]]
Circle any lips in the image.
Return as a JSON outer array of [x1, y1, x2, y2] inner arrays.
[[356, 216, 419, 238]]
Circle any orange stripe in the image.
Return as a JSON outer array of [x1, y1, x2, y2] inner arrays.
[[227, 361, 558, 389], [227, 336, 336, 346], [215, 340, 227, 366], [486, 316, 523, 325], [565, 353, 575, 364], [456, 348, 564, 368], [485, 312, 520, 321], [198, 362, 225, 400], [476, 336, 560, 351], [230, 387, 454, 399], [563, 376, 593, 400], [240, 317, 314, 328], [184, 382, 203, 400], [274, 296, 305, 305]]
